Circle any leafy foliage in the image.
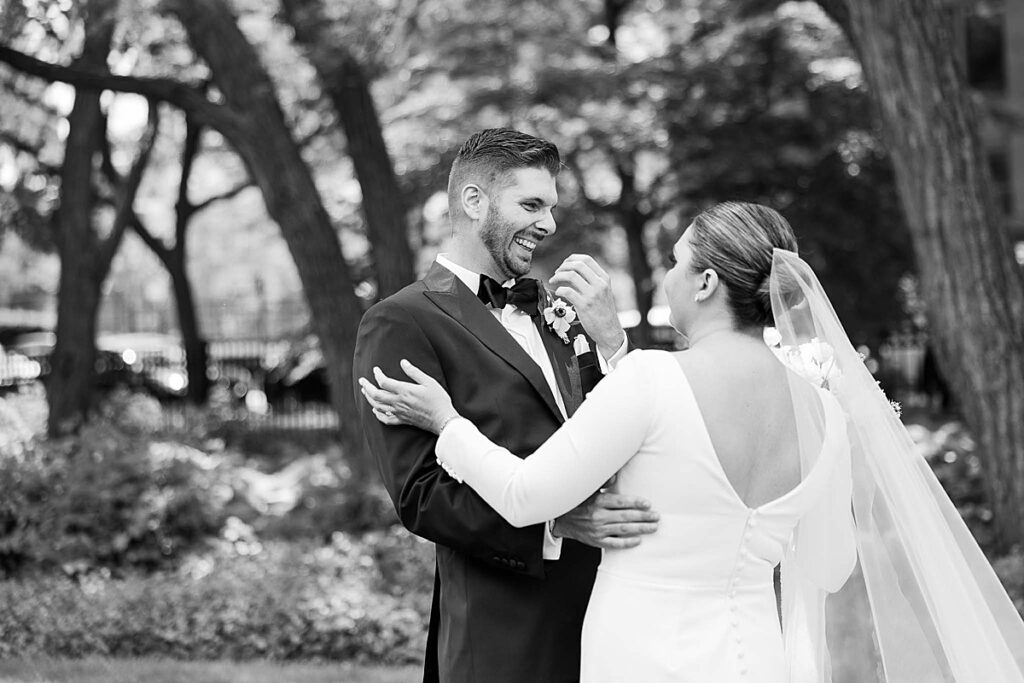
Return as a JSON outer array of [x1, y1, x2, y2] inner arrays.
[[0, 390, 429, 663], [0, 532, 432, 663], [1, 0, 919, 346], [371, 0, 916, 344], [994, 549, 1024, 616], [907, 415, 994, 551], [0, 393, 225, 574], [0, 388, 407, 576]]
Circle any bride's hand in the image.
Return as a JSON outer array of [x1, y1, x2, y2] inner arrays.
[[358, 359, 459, 434]]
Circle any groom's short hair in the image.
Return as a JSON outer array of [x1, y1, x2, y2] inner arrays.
[[447, 129, 561, 220]]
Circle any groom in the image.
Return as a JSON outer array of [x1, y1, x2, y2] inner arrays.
[[353, 128, 659, 682]]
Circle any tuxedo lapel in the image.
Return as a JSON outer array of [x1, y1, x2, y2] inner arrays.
[[533, 312, 583, 417], [422, 263, 564, 423]]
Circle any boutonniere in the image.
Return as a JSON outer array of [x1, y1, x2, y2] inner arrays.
[[542, 298, 577, 344]]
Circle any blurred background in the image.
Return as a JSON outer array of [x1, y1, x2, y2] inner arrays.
[[0, 0, 1021, 681]]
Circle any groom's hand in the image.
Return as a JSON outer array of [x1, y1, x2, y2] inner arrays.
[[551, 491, 659, 549], [550, 254, 626, 361]]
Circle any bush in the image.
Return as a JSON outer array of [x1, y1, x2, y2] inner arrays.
[[994, 548, 1024, 616], [907, 417, 995, 550], [0, 530, 433, 663], [0, 389, 408, 576], [0, 400, 227, 574], [247, 450, 398, 541]]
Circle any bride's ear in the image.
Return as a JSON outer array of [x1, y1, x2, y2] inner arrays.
[[694, 269, 720, 302]]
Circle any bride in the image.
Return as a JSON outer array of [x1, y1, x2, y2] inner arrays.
[[360, 201, 1024, 682]]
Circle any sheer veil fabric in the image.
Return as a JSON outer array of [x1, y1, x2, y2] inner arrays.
[[770, 249, 1024, 682]]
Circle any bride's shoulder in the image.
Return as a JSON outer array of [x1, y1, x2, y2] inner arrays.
[[620, 348, 682, 372], [609, 350, 688, 394]]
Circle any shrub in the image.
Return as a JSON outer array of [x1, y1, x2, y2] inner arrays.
[[0, 389, 408, 575], [0, 416, 226, 575], [994, 548, 1024, 616], [248, 450, 399, 541], [0, 531, 433, 663], [907, 418, 995, 550]]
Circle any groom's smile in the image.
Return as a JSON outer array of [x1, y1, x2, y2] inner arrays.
[[513, 235, 538, 252]]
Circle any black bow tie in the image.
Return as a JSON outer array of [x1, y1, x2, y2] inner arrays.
[[477, 275, 541, 317]]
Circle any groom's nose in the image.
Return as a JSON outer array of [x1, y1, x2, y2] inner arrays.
[[535, 208, 556, 236]]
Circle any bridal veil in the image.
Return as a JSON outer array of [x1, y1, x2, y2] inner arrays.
[[770, 248, 1024, 682]]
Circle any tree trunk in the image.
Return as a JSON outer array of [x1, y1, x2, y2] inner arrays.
[[279, 0, 415, 299], [161, 0, 370, 479], [600, 5, 656, 348], [49, 253, 104, 434], [1007, 0, 1024, 235], [167, 248, 208, 404], [47, 0, 116, 436], [616, 161, 654, 347], [114, 114, 211, 404], [171, 118, 208, 404], [622, 209, 653, 347], [128, 214, 210, 405], [840, 0, 1024, 552]]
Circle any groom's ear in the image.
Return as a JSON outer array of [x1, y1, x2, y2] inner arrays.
[[461, 183, 486, 220]]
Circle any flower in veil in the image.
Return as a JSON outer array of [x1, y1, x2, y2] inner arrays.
[[764, 328, 842, 391]]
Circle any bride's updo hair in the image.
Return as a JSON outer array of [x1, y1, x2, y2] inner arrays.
[[688, 201, 798, 327]]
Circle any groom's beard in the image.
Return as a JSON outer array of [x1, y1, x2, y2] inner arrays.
[[481, 204, 533, 279]]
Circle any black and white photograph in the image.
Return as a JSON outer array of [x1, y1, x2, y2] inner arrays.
[[0, 0, 1023, 681]]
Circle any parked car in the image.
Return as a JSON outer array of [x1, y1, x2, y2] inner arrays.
[[97, 333, 189, 400], [7, 330, 56, 377], [9, 330, 133, 387], [0, 343, 42, 391], [7, 330, 188, 400]]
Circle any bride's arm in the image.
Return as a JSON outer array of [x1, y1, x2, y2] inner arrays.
[[432, 351, 655, 527]]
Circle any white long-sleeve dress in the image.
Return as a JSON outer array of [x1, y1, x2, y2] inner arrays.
[[435, 349, 855, 682]]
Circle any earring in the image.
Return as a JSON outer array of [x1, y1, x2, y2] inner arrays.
[[694, 293, 701, 302]]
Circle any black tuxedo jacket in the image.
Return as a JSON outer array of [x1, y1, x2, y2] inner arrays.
[[353, 262, 602, 683]]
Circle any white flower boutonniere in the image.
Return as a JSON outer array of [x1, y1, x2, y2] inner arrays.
[[543, 298, 577, 344]]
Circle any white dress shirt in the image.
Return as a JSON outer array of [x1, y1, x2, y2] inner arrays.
[[436, 254, 627, 560]]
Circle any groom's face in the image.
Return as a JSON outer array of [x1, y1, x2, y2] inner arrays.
[[478, 166, 558, 280]]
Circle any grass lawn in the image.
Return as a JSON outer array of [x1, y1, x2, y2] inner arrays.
[[0, 657, 420, 683]]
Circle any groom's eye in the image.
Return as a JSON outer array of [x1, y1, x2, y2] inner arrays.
[[668, 253, 677, 266]]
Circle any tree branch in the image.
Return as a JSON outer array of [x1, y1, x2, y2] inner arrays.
[[612, 154, 652, 221], [100, 99, 161, 266], [128, 212, 173, 268], [192, 180, 252, 212], [563, 150, 608, 213], [0, 45, 246, 132], [645, 168, 676, 218], [95, 180, 173, 267], [98, 111, 120, 186], [176, 115, 202, 224]]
